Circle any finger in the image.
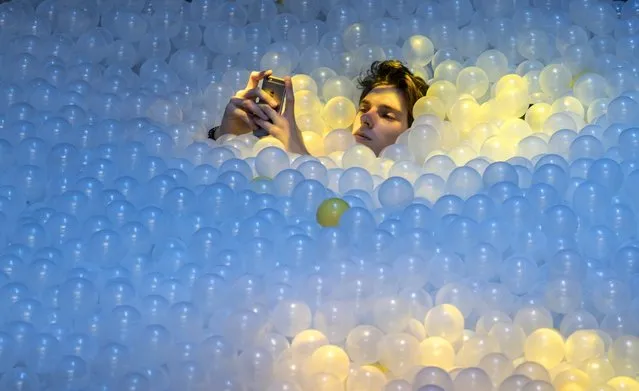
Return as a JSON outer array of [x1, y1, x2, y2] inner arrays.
[[238, 100, 269, 121], [233, 89, 247, 99], [238, 111, 259, 130], [283, 76, 296, 121], [242, 87, 279, 108], [228, 96, 245, 109], [258, 103, 280, 124], [254, 117, 275, 134], [227, 109, 258, 132], [245, 69, 273, 90]]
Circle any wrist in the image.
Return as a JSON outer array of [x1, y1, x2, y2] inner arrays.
[[287, 133, 308, 155], [216, 122, 230, 138]]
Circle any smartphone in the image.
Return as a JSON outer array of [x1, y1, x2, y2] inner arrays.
[[254, 75, 286, 138]]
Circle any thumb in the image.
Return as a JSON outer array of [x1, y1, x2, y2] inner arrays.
[[283, 76, 296, 123]]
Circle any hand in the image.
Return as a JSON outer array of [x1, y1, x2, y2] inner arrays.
[[215, 70, 279, 138], [253, 76, 309, 155]]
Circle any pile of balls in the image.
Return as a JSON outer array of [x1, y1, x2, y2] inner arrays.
[[0, 0, 638, 390]]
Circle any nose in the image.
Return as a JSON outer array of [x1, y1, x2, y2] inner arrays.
[[360, 110, 373, 128]]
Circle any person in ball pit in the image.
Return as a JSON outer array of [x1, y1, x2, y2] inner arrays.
[[208, 60, 429, 156]]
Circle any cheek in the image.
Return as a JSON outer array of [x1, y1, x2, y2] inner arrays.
[[351, 113, 361, 131], [378, 122, 406, 142]]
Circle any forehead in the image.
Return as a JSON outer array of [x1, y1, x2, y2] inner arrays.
[[360, 85, 407, 111]]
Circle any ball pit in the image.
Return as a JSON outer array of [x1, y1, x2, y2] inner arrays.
[[1, 0, 639, 390]]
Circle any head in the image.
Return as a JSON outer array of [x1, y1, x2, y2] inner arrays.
[[352, 60, 429, 155]]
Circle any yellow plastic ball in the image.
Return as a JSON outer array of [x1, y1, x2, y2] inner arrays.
[[498, 118, 532, 139], [296, 112, 325, 134], [525, 103, 553, 132], [306, 345, 351, 381], [426, 80, 458, 112], [456, 66, 490, 99], [557, 382, 587, 391], [524, 328, 566, 370], [346, 365, 387, 391], [370, 362, 390, 374], [553, 368, 591, 391], [305, 372, 343, 391], [316, 198, 350, 227], [579, 358, 615, 386], [456, 334, 500, 367], [294, 90, 322, 115], [424, 304, 465, 344], [292, 74, 318, 94], [495, 74, 528, 96], [552, 96, 585, 118], [302, 131, 325, 156], [467, 122, 498, 151], [420, 336, 456, 370], [254, 136, 286, 154], [607, 377, 639, 391], [377, 333, 421, 378], [480, 135, 518, 161], [448, 97, 482, 135], [291, 329, 329, 360], [495, 88, 529, 118], [565, 330, 605, 365], [439, 121, 461, 150], [322, 96, 357, 129], [413, 96, 447, 120]]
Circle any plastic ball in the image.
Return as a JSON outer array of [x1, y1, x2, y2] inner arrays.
[[271, 301, 312, 337], [322, 96, 356, 129], [401, 35, 435, 67]]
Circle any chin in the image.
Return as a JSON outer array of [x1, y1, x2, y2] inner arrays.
[[359, 140, 382, 156]]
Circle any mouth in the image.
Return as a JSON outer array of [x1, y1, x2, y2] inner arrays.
[[353, 132, 371, 142]]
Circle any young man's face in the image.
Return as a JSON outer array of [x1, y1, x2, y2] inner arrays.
[[351, 84, 410, 155]]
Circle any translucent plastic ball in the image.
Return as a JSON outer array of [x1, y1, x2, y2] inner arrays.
[[377, 333, 421, 378], [446, 167, 483, 200], [573, 73, 610, 106], [413, 96, 447, 120], [413, 366, 454, 390], [476, 49, 509, 82], [401, 35, 435, 67], [378, 176, 414, 209], [260, 51, 293, 77], [305, 344, 350, 381], [539, 64, 572, 98], [456, 25, 488, 58], [321, 96, 356, 130], [344, 325, 384, 366], [271, 301, 312, 338], [517, 29, 552, 62], [524, 328, 566, 369], [423, 304, 465, 344], [408, 125, 442, 165], [454, 368, 494, 391], [255, 147, 290, 179], [456, 67, 490, 99]]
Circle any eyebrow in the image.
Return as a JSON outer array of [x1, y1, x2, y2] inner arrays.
[[360, 99, 402, 114]]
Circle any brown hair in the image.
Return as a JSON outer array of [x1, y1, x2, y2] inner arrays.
[[356, 60, 429, 126]]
